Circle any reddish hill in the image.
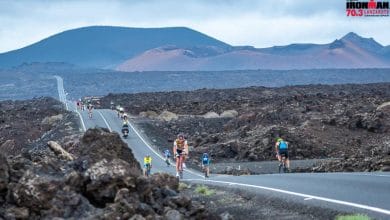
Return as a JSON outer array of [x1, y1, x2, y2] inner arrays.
[[117, 32, 390, 71]]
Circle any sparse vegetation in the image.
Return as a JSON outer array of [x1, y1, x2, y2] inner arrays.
[[178, 182, 190, 191], [195, 185, 215, 196]]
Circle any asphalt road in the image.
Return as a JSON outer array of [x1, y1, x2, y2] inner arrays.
[[56, 76, 390, 219]]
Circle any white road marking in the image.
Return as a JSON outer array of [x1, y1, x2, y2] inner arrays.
[[304, 197, 313, 201], [75, 110, 86, 131], [185, 178, 390, 216], [97, 110, 112, 132], [107, 113, 204, 178], [54, 75, 68, 110]]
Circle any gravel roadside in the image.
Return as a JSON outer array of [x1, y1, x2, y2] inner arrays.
[[180, 183, 345, 220]]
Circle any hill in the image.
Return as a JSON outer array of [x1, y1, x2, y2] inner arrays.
[[0, 26, 231, 69], [117, 32, 390, 71], [1, 26, 389, 70]]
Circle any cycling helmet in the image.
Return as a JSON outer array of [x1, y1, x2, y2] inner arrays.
[[202, 152, 209, 157], [123, 113, 128, 118], [177, 133, 185, 138], [276, 138, 283, 142]]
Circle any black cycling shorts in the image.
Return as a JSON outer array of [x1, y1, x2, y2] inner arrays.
[[176, 149, 184, 157], [279, 149, 289, 159]]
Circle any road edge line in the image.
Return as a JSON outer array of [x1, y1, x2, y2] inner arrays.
[[97, 110, 112, 132], [75, 110, 86, 131], [125, 117, 203, 178], [185, 178, 390, 215]]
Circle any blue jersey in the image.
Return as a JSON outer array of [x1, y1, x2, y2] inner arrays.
[[164, 150, 171, 157], [279, 141, 288, 150], [202, 155, 210, 165]]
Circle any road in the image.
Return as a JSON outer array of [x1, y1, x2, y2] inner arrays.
[[55, 76, 390, 219]]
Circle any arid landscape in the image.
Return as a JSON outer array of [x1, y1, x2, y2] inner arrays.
[[101, 83, 390, 174], [1, 2, 390, 218]]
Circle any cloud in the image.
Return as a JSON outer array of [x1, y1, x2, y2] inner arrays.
[[0, 0, 389, 53]]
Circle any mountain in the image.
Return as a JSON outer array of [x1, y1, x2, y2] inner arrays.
[[0, 26, 231, 69], [1, 26, 389, 71], [117, 32, 390, 71]]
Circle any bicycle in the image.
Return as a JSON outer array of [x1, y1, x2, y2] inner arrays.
[[88, 110, 92, 119], [176, 152, 184, 179], [165, 157, 171, 166], [278, 153, 288, 173], [202, 165, 209, 178]]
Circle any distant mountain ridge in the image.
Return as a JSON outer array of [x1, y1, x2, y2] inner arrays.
[[0, 26, 230, 69], [117, 31, 390, 71], [0, 26, 388, 70]]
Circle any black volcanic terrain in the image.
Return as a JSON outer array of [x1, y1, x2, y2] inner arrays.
[[102, 83, 390, 173]]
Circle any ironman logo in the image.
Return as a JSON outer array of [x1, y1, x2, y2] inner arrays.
[[346, 0, 389, 16]]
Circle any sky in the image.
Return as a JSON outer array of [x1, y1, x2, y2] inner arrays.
[[0, 0, 389, 53]]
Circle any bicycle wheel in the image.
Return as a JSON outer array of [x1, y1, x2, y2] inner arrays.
[[179, 170, 183, 179], [278, 163, 282, 173]]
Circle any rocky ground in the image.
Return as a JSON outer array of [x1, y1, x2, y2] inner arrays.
[[102, 83, 390, 173], [0, 98, 217, 219]]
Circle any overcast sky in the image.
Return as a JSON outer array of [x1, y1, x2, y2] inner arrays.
[[1, 0, 389, 53]]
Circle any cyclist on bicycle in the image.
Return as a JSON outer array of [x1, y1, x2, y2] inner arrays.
[[173, 133, 188, 177], [87, 102, 93, 118], [76, 99, 80, 110], [275, 138, 290, 171], [143, 155, 152, 176], [163, 149, 171, 166], [119, 107, 125, 119], [201, 152, 210, 178], [122, 122, 130, 139]]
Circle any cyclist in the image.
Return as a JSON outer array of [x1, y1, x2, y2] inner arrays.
[[143, 155, 152, 176], [119, 107, 125, 119], [110, 101, 115, 110], [201, 153, 210, 178], [121, 120, 130, 138], [87, 102, 93, 118], [173, 133, 188, 177], [275, 137, 290, 172], [163, 149, 171, 166], [76, 100, 80, 110], [123, 113, 129, 122]]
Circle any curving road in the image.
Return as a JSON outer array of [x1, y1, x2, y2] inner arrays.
[[55, 76, 390, 219]]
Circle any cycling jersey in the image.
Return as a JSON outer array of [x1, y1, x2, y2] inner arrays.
[[202, 156, 210, 165], [164, 150, 171, 157], [174, 139, 187, 150], [144, 157, 152, 165], [279, 141, 288, 150]]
